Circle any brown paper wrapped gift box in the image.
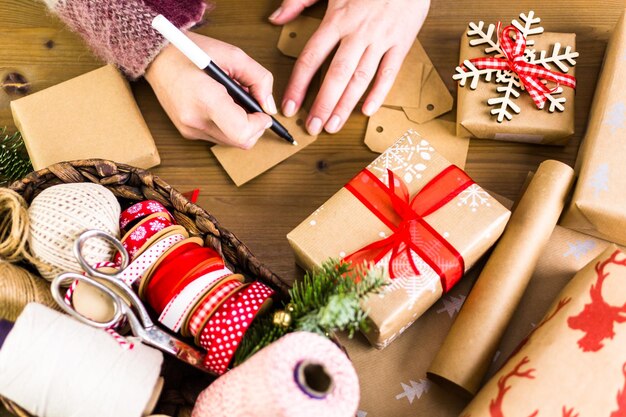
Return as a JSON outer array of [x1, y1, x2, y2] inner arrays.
[[10, 65, 160, 170], [287, 130, 510, 348], [561, 11, 626, 245], [456, 31, 576, 145], [462, 245, 626, 417]]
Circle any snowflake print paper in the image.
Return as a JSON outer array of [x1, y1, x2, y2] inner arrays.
[[368, 129, 433, 184], [454, 11, 578, 122], [457, 184, 492, 212]]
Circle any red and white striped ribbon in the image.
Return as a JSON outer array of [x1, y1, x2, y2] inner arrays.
[[65, 261, 134, 350]]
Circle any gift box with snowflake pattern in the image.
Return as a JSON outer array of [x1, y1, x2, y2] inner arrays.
[[287, 129, 510, 348], [561, 11, 626, 245], [462, 245, 626, 417], [454, 11, 578, 145]]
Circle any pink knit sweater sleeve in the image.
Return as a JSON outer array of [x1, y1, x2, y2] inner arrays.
[[43, 0, 209, 79]]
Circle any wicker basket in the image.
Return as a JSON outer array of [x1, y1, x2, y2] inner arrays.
[[6, 159, 291, 417]]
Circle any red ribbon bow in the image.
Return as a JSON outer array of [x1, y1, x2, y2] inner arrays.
[[344, 166, 472, 293], [467, 23, 576, 109]]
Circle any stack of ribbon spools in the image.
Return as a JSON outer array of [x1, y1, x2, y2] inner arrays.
[[68, 200, 275, 375]]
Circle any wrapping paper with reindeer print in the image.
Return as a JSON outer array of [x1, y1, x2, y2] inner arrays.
[[287, 129, 510, 349], [461, 245, 626, 417]]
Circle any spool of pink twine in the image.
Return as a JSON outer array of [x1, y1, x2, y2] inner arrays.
[[192, 332, 360, 417]]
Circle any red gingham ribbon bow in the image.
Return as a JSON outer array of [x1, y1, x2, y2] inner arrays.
[[467, 22, 576, 109]]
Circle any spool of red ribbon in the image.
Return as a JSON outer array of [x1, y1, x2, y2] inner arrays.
[[200, 281, 275, 375]]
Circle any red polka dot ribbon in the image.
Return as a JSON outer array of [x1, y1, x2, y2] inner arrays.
[[200, 281, 275, 375], [120, 200, 173, 232]]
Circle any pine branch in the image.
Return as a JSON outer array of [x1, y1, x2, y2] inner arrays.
[[0, 129, 32, 186], [232, 260, 386, 366]]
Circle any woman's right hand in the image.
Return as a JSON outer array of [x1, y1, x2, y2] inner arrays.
[[145, 32, 277, 149]]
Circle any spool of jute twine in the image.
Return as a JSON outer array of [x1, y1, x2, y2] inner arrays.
[[0, 188, 58, 320]]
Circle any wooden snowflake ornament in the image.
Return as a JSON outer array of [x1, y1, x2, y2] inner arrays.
[[454, 11, 579, 123]]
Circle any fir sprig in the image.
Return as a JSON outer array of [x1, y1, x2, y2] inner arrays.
[[0, 129, 32, 186], [232, 260, 386, 366]]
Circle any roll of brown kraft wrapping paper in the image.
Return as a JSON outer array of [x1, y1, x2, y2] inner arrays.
[[427, 160, 575, 396]]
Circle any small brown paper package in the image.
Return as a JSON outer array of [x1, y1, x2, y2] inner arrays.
[[10, 65, 160, 170], [561, 11, 626, 245], [461, 245, 626, 417], [287, 129, 510, 348], [455, 12, 577, 145], [428, 160, 575, 395]]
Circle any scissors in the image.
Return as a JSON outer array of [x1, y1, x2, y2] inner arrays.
[[50, 230, 215, 375]]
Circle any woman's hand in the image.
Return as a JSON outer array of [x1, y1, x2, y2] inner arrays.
[[145, 33, 277, 149], [269, 0, 430, 135]]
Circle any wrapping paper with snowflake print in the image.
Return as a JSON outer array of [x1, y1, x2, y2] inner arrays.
[[287, 129, 510, 349], [455, 12, 577, 145], [561, 12, 626, 245], [462, 245, 626, 417]]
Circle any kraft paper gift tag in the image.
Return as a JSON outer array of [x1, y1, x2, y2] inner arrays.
[[561, 11, 626, 245], [462, 245, 626, 417], [211, 110, 317, 186], [11, 65, 160, 170], [277, 16, 453, 122], [364, 107, 469, 169]]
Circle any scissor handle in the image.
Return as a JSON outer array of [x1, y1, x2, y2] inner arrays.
[[51, 272, 125, 329], [73, 230, 129, 279]]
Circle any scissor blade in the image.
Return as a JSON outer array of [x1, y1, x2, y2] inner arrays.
[[170, 339, 217, 374], [141, 327, 216, 375]]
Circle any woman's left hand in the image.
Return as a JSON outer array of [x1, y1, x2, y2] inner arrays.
[[269, 0, 430, 135]]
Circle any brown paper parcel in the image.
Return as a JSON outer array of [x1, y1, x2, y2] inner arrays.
[[561, 11, 626, 245], [456, 31, 576, 145], [461, 245, 626, 417], [10, 65, 160, 170], [287, 129, 510, 348]]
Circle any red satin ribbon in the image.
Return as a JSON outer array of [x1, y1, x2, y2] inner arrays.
[[344, 166, 472, 293], [147, 246, 224, 312], [465, 23, 576, 109]]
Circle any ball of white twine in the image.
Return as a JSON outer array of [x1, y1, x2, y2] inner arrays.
[[28, 183, 121, 280]]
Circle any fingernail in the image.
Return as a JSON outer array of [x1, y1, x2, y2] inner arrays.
[[307, 117, 323, 135], [269, 7, 282, 21], [266, 95, 278, 114], [325, 115, 341, 134], [363, 100, 378, 116], [283, 99, 297, 117], [265, 119, 273, 129]]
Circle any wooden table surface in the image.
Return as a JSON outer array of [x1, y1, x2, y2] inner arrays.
[[0, 0, 624, 288]]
